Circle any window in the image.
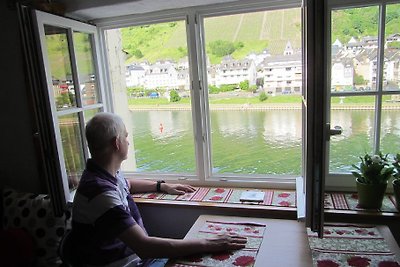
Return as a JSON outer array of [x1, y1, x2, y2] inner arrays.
[[98, 2, 302, 186], [104, 20, 196, 175], [34, 11, 105, 202], [326, 1, 400, 188]]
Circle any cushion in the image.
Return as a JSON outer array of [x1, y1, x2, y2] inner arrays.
[[0, 228, 35, 267], [2, 187, 72, 267]]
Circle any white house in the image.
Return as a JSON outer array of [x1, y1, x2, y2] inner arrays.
[[331, 58, 354, 90], [214, 56, 257, 87], [346, 37, 363, 53], [144, 62, 179, 89], [332, 39, 343, 55], [125, 64, 145, 87], [260, 42, 302, 94], [261, 53, 302, 94], [246, 48, 271, 66], [176, 69, 190, 90]]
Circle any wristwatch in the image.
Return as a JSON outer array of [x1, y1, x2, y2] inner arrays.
[[156, 180, 165, 192]]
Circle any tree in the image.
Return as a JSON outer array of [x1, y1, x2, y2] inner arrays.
[[220, 84, 236, 92], [354, 74, 365, 85], [170, 90, 181, 102], [234, 41, 244, 49], [239, 80, 249, 91], [133, 49, 143, 58], [259, 92, 268, 102], [387, 41, 400, 49], [126, 86, 145, 97], [208, 85, 219, 94], [56, 93, 72, 108], [209, 40, 235, 57], [249, 85, 258, 93]]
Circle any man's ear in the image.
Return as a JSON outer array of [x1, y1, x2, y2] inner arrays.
[[112, 136, 120, 151]]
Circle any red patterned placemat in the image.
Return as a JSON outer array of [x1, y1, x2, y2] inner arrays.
[[132, 190, 398, 213], [324, 193, 398, 213], [170, 220, 266, 267], [132, 187, 297, 208], [308, 224, 400, 267]]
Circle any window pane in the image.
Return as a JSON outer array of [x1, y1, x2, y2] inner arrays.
[[73, 31, 100, 105], [131, 110, 195, 172], [383, 4, 400, 92], [329, 96, 375, 173], [204, 8, 302, 175], [106, 20, 196, 173], [380, 97, 400, 154], [44, 25, 77, 110], [59, 113, 85, 190], [331, 6, 379, 93], [83, 108, 102, 123]]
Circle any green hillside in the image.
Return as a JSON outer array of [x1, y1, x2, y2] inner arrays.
[[43, 3, 399, 78], [45, 32, 94, 80], [332, 4, 399, 43], [121, 4, 399, 64], [121, 8, 302, 64]]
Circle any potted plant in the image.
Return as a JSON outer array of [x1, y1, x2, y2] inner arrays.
[[351, 152, 394, 209], [392, 153, 400, 209]]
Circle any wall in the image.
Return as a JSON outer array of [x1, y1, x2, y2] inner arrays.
[[138, 203, 296, 238], [0, 2, 43, 193]]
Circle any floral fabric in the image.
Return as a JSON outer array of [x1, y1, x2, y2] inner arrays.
[[171, 221, 266, 267], [132, 188, 398, 212], [308, 225, 400, 267], [327, 193, 398, 212], [132, 187, 296, 207]]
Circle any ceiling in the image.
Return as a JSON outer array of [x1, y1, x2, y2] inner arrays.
[[58, 0, 241, 21]]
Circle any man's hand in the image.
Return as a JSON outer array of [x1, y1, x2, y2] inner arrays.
[[161, 183, 196, 195], [203, 234, 247, 252]]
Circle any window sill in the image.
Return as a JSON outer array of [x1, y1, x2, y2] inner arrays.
[[133, 197, 297, 219], [132, 187, 400, 220], [132, 187, 297, 219]]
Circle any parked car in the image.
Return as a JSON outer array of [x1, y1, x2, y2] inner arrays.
[[149, 92, 159, 99]]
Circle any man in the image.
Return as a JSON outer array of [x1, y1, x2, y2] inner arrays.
[[71, 112, 246, 267]]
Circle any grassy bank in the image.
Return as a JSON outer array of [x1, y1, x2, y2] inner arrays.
[[128, 95, 399, 106]]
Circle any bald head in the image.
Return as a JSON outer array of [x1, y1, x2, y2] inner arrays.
[[85, 112, 126, 157]]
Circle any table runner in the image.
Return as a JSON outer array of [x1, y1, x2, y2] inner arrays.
[[132, 187, 399, 212], [324, 193, 398, 213], [170, 220, 266, 267], [308, 224, 400, 267], [132, 187, 296, 207]]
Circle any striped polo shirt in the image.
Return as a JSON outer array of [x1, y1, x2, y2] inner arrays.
[[71, 159, 148, 266]]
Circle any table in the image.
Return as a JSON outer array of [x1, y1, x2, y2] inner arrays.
[[168, 215, 400, 266], [170, 215, 313, 267]]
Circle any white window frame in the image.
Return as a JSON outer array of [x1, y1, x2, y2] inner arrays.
[[34, 10, 108, 203], [95, 0, 303, 189], [325, 0, 400, 190]]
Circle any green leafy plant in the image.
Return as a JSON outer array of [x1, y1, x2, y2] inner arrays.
[[259, 92, 268, 102], [393, 153, 400, 180], [351, 152, 394, 184], [169, 90, 181, 102]]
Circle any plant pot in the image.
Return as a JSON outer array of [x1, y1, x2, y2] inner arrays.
[[393, 179, 400, 209], [356, 178, 387, 209]]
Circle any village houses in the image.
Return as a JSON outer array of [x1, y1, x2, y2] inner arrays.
[[125, 34, 399, 96]]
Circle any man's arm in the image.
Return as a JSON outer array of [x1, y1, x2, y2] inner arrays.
[[128, 179, 196, 195], [118, 224, 246, 259]]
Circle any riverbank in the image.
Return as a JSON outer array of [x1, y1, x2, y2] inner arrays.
[[129, 103, 400, 111]]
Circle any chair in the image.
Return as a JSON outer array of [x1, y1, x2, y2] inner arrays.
[[58, 230, 81, 267]]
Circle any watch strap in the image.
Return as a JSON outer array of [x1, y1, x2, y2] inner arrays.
[[156, 180, 165, 192]]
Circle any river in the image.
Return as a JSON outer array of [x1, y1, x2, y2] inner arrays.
[[129, 109, 400, 175]]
